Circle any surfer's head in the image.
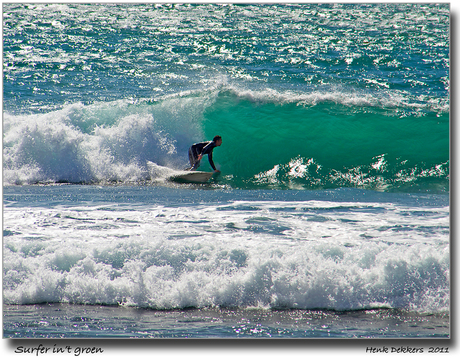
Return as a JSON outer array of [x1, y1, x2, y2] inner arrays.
[[213, 135, 222, 146]]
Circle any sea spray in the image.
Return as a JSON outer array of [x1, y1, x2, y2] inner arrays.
[[4, 89, 449, 191]]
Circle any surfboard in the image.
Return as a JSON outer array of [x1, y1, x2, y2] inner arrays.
[[169, 171, 214, 183], [147, 161, 214, 183]]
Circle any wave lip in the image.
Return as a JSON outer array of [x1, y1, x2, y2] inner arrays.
[[224, 85, 449, 114]]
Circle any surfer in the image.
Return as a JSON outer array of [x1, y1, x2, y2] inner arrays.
[[187, 135, 222, 172]]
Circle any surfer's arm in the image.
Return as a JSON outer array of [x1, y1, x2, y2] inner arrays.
[[207, 151, 217, 171], [196, 141, 211, 160]]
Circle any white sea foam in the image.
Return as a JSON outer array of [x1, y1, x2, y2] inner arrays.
[[3, 196, 449, 312], [224, 84, 448, 113], [3, 94, 214, 184]]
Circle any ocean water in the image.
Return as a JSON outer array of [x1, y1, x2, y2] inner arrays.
[[2, 3, 450, 342]]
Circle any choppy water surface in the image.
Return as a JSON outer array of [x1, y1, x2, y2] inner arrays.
[[2, 3, 450, 340]]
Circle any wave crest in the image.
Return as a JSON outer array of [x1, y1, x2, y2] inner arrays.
[[3, 88, 449, 192]]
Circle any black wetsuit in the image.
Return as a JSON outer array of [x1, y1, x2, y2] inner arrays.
[[188, 141, 217, 171]]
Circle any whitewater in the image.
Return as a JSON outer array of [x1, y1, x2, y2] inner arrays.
[[2, 3, 450, 342], [3, 185, 450, 339]]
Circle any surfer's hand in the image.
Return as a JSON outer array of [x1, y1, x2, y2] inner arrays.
[[198, 154, 203, 160], [214, 170, 221, 173]]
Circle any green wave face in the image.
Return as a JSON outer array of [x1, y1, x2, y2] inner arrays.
[[203, 91, 449, 192]]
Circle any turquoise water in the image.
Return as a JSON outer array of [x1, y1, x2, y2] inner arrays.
[[2, 3, 450, 340], [3, 3, 449, 191]]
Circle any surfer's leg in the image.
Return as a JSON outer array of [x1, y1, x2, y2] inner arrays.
[[187, 148, 200, 171], [191, 161, 200, 171]]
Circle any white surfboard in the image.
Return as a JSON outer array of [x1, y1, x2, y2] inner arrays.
[[147, 161, 214, 183], [169, 171, 214, 183]]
